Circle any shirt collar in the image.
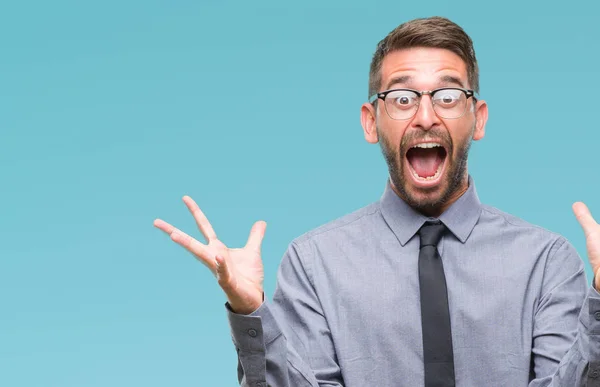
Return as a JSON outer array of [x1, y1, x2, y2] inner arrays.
[[379, 175, 482, 246]]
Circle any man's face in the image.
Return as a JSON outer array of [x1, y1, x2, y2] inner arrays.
[[361, 47, 488, 215]]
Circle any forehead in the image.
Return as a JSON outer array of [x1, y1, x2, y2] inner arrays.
[[379, 47, 468, 89]]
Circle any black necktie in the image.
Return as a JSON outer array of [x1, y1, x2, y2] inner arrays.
[[418, 220, 455, 387]]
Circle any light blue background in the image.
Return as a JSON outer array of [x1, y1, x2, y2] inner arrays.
[[1, 1, 599, 386]]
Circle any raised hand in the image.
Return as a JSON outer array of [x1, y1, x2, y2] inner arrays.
[[573, 201, 600, 291], [154, 195, 267, 315]]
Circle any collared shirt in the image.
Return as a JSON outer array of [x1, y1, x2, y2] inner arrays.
[[227, 176, 600, 387]]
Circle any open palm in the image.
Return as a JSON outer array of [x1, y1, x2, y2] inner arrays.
[[154, 195, 266, 315]]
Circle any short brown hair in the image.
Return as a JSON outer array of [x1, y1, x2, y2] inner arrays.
[[368, 16, 479, 98]]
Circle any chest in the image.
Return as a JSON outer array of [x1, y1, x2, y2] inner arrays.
[[313, 237, 538, 358]]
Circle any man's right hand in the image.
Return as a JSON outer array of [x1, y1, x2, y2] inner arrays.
[[154, 195, 267, 315]]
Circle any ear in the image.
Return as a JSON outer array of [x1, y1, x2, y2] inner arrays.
[[361, 102, 379, 144], [472, 99, 488, 141]]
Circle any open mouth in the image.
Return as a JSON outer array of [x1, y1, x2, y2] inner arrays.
[[405, 142, 448, 185]]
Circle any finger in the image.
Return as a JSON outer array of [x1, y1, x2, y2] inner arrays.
[[182, 195, 218, 242], [154, 219, 216, 270], [245, 220, 267, 252], [154, 218, 175, 234], [215, 254, 232, 288], [171, 230, 218, 271], [573, 202, 598, 237]]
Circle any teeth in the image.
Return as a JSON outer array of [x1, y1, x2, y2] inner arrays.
[[412, 142, 442, 149], [411, 162, 444, 181]]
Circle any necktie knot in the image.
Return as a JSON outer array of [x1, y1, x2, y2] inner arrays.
[[418, 220, 447, 248]]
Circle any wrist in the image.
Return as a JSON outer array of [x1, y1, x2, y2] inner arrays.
[[228, 293, 264, 315], [229, 303, 261, 315], [595, 267, 600, 291]]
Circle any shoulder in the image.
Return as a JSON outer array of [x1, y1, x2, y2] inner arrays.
[[289, 201, 383, 250], [479, 204, 575, 256], [480, 204, 556, 233]]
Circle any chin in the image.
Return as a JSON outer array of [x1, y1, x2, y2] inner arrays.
[[404, 182, 450, 210], [390, 167, 454, 214]]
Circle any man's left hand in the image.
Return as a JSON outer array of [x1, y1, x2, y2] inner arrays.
[[573, 202, 600, 291]]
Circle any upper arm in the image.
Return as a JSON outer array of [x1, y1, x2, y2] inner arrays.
[[271, 241, 344, 385], [531, 238, 587, 379]]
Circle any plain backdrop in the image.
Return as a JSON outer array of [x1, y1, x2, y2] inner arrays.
[[1, 1, 599, 386]]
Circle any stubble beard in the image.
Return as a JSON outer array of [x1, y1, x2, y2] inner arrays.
[[378, 125, 473, 215]]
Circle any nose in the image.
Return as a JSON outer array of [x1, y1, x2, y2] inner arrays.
[[411, 95, 442, 130]]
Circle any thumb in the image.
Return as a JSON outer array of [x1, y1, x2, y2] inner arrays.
[[573, 201, 597, 237], [245, 220, 267, 252]]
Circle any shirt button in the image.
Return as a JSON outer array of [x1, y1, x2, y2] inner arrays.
[[594, 311, 600, 321], [248, 328, 258, 337], [591, 369, 600, 378]]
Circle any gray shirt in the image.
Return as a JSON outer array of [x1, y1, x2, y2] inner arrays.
[[226, 176, 600, 386]]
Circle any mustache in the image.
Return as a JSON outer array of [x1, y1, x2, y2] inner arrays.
[[400, 128, 453, 153]]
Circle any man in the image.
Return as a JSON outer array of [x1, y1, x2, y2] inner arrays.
[[154, 16, 600, 386]]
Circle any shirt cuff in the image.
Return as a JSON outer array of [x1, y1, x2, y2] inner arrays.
[[585, 286, 600, 332], [580, 285, 600, 383], [225, 300, 283, 352]]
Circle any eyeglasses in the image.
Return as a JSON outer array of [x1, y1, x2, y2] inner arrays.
[[369, 87, 476, 120]]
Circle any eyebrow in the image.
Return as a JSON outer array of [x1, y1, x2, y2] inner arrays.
[[385, 74, 466, 90], [385, 75, 411, 90], [438, 75, 465, 88]]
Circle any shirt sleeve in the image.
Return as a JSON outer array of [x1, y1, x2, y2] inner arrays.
[[529, 237, 600, 386], [579, 286, 600, 385], [225, 241, 344, 387]]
